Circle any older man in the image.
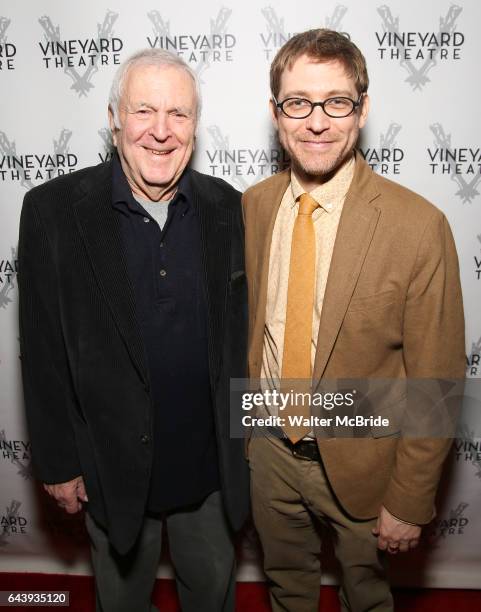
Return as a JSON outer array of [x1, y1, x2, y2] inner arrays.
[[18, 49, 249, 612], [242, 29, 464, 611]]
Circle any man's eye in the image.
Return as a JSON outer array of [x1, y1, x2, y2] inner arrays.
[[327, 97, 350, 107], [169, 110, 189, 119], [285, 98, 310, 109]]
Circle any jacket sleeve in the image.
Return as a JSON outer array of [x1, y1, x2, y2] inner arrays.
[[18, 191, 82, 484], [382, 211, 465, 524]]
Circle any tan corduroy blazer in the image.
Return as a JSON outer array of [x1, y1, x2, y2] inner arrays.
[[242, 155, 465, 524]]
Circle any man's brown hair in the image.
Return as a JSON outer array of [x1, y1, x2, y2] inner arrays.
[[270, 29, 369, 99]]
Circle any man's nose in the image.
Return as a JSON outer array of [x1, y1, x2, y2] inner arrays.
[[149, 112, 171, 141], [305, 105, 331, 132]]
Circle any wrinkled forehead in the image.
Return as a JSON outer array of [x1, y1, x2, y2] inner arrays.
[[122, 63, 198, 106]]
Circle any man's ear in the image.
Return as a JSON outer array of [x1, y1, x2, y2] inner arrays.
[[269, 97, 279, 130], [358, 93, 370, 129], [108, 106, 118, 147]]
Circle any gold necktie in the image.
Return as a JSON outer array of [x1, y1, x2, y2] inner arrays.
[[281, 192, 319, 443]]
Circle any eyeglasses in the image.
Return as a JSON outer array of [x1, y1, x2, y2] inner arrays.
[[274, 94, 364, 119]]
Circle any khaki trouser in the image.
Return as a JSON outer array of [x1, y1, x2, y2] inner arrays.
[[249, 436, 394, 612]]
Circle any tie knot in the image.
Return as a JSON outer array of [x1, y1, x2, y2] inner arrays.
[[298, 193, 319, 216]]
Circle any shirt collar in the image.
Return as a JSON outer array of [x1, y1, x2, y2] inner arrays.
[[111, 152, 192, 215], [289, 154, 356, 214]]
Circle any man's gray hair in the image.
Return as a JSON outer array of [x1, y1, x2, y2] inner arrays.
[[108, 48, 201, 128]]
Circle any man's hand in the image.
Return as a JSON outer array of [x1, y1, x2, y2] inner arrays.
[[43, 476, 88, 514], [372, 505, 421, 554]]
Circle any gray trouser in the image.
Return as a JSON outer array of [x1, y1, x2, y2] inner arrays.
[[85, 491, 236, 612]]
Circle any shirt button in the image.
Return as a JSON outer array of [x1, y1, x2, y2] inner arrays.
[[159, 269, 167, 277], [325, 203, 333, 211], [140, 434, 150, 444], [143, 217, 150, 223]]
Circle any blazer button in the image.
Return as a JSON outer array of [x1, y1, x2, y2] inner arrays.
[[140, 434, 150, 444]]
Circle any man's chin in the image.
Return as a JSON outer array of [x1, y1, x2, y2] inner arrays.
[[141, 173, 173, 189], [294, 150, 354, 180], [294, 160, 340, 181]]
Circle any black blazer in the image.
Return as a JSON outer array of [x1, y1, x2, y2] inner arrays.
[[18, 160, 250, 554]]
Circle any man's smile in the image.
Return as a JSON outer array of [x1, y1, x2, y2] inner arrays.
[[144, 146, 175, 156]]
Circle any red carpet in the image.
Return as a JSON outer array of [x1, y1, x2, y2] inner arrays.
[[1, 573, 480, 611]]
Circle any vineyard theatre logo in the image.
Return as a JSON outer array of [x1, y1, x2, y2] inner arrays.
[[466, 335, 481, 378], [428, 502, 470, 540], [0, 501, 28, 544], [205, 125, 289, 191], [98, 127, 114, 163], [260, 5, 349, 60], [376, 5, 464, 90], [358, 122, 404, 175], [0, 129, 78, 188], [0, 16, 16, 70], [146, 9, 235, 80], [428, 124, 481, 204], [455, 349, 481, 479], [0, 430, 32, 479], [454, 435, 481, 476], [259, 6, 294, 61], [458, 337, 481, 477], [475, 235, 481, 280], [0, 247, 17, 311], [38, 11, 122, 97]]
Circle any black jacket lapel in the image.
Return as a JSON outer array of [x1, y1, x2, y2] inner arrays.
[[190, 171, 233, 387], [73, 162, 149, 387]]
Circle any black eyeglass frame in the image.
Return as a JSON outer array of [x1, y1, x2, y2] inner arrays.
[[273, 93, 365, 119]]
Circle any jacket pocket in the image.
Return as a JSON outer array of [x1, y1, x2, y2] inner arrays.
[[348, 289, 396, 313]]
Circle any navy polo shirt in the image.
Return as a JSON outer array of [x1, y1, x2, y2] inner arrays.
[[111, 155, 219, 513]]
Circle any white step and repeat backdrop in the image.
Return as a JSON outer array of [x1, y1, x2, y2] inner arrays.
[[1, 0, 480, 588]]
